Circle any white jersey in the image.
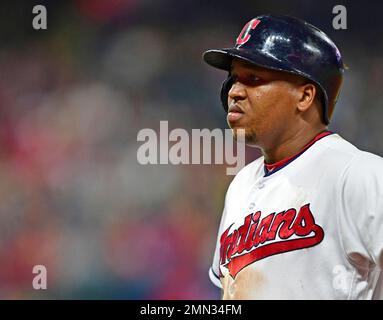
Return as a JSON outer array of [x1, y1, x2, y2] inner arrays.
[[209, 132, 383, 299]]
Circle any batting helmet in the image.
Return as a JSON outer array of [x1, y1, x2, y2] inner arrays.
[[203, 15, 345, 124]]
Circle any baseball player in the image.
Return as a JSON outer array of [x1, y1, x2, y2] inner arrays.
[[203, 15, 383, 299]]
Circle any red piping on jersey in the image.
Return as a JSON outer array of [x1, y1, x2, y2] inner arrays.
[[264, 130, 333, 176]]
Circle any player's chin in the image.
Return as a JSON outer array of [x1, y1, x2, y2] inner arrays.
[[229, 125, 258, 145], [230, 127, 250, 142]]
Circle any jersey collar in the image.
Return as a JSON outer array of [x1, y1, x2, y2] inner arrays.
[[263, 130, 334, 177]]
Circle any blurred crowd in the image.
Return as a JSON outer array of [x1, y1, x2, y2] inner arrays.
[[0, 0, 382, 299]]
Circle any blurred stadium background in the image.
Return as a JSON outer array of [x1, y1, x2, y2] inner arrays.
[[0, 0, 382, 299]]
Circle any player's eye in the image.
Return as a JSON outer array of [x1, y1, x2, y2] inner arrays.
[[231, 74, 262, 86]]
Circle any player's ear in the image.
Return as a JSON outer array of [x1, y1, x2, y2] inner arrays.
[[297, 83, 316, 112]]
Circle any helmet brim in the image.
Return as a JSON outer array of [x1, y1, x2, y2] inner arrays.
[[203, 48, 313, 79]]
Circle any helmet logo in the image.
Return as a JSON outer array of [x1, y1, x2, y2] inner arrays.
[[236, 18, 261, 46]]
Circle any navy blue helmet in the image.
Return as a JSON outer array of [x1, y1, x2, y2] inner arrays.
[[203, 15, 345, 124]]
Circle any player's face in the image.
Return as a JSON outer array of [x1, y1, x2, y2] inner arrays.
[[227, 59, 305, 148]]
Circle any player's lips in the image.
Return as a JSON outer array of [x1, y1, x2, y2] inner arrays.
[[227, 104, 244, 123]]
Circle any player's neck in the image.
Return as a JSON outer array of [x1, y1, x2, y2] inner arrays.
[[262, 125, 328, 164]]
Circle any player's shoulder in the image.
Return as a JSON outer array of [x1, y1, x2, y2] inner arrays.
[[319, 133, 360, 157], [344, 149, 383, 181], [319, 133, 382, 167], [326, 134, 383, 184]]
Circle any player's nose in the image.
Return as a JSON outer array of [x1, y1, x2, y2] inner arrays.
[[228, 81, 246, 102]]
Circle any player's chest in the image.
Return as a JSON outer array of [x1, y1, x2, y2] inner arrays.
[[228, 173, 311, 216], [221, 174, 326, 278]]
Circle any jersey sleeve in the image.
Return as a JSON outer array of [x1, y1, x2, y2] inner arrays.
[[339, 152, 383, 270]]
